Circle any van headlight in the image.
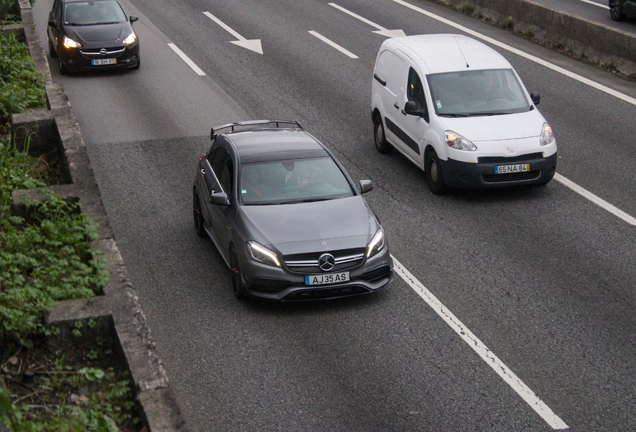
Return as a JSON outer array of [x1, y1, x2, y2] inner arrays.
[[540, 122, 555, 146], [123, 32, 137, 46], [445, 131, 477, 151], [366, 228, 386, 258], [247, 241, 280, 267]]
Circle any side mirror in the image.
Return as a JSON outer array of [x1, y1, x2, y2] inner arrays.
[[48, 12, 56, 28], [404, 100, 429, 122], [359, 180, 373, 194], [130, 15, 138, 24], [209, 192, 229, 205], [530, 92, 540, 105]]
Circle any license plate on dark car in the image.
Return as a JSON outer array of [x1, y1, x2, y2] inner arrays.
[[304, 272, 350, 286], [92, 58, 116, 66]]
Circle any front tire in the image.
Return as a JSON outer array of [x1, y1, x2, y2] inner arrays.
[[425, 151, 448, 195], [58, 55, 68, 75], [193, 188, 205, 237], [373, 114, 392, 154], [610, 0, 626, 21], [230, 246, 246, 300]]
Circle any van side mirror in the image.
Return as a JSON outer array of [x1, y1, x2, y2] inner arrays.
[[209, 192, 229, 205], [48, 12, 56, 28], [359, 180, 373, 194], [130, 15, 138, 24], [404, 100, 429, 123], [530, 92, 540, 105]]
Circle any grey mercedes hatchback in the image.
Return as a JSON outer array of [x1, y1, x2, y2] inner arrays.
[[193, 120, 393, 301]]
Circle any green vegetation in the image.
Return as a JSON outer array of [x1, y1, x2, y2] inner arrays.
[[501, 16, 515, 30], [0, 31, 46, 125], [1, 5, 144, 430]]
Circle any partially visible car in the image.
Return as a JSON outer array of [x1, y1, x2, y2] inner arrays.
[[609, 0, 636, 21], [193, 120, 393, 301], [47, 0, 140, 74], [371, 34, 557, 194]]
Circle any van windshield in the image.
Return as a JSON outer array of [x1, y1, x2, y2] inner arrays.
[[427, 69, 531, 117]]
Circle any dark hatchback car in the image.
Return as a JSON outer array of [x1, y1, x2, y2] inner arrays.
[[193, 120, 393, 301], [610, 0, 636, 21], [47, 0, 140, 74]]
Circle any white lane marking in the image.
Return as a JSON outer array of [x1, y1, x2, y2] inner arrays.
[[554, 173, 636, 225], [392, 257, 569, 430], [167, 43, 206, 76], [203, 11, 263, 54], [308, 31, 358, 58], [581, 0, 608, 9], [329, 3, 406, 38], [392, 0, 636, 107]]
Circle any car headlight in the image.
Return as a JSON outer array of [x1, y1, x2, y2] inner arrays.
[[366, 227, 385, 259], [247, 241, 280, 267], [62, 36, 81, 49], [540, 122, 555, 146], [445, 131, 477, 151], [122, 32, 137, 46]]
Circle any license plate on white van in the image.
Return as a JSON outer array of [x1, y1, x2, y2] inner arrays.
[[304, 272, 349, 286], [494, 163, 530, 174], [92, 58, 116, 66]]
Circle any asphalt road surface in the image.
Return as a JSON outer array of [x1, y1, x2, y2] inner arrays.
[[32, 0, 636, 430]]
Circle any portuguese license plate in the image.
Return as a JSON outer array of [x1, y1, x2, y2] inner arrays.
[[494, 163, 530, 174], [304, 272, 349, 286], [92, 58, 116, 66]]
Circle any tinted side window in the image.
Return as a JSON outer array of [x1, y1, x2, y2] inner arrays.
[[219, 159, 233, 198], [407, 67, 425, 106], [53, 0, 62, 21], [208, 146, 228, 179]]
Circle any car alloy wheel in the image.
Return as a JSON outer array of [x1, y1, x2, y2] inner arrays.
[[425, 151, 447, 195], [610, 0, 626, 21], [230, 246, 246, 299], [193, 189, 205, 237], [373, 114, 392, 154]]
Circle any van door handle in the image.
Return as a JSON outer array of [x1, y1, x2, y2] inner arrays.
[[393, 103, 399, 109]]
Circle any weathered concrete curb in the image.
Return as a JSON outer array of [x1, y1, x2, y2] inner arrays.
[[430, 0, 636, 77], [8, 1, 189, 430]]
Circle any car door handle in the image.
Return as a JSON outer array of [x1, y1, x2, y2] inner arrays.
[[393, 102, 399, 109]]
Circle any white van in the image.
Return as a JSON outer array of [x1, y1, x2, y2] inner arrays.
[[371, 34, 557, 194]]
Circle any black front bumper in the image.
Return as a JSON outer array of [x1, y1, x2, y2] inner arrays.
[[440, 152, 557, 190]]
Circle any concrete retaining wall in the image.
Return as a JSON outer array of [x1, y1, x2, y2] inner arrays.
[[8, 1, 190, 430]]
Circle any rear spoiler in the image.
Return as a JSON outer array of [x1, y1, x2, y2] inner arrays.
[[210, 120, 303, 140]]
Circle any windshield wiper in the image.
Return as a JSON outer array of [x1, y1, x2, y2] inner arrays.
[[439, 113, 469, 118]]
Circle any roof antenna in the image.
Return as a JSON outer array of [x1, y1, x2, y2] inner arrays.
[[453, 34, 470, 68]]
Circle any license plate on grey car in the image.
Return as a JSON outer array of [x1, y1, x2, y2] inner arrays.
[[304, 272, 350, 286]]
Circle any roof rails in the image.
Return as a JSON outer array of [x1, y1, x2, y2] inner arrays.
[[210, 120, 303, 140]]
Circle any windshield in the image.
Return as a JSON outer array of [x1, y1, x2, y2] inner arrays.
[[64, 1, 127, 26], [240, 157, 354, 205], [427, 69, 531, 117]]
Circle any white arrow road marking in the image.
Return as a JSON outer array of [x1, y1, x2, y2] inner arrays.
[[328, 3, 406, 38], [168, 43, 206, 76], [203, 11, 263, 54], [392, 257, 569, 430], [308, 31, 358, 58]]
